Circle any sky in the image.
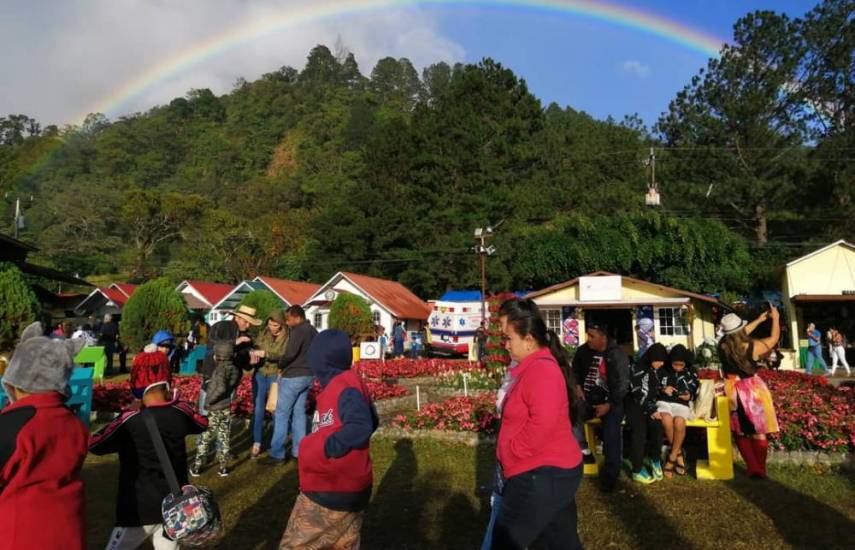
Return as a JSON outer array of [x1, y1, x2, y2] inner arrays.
[[0, 0, 819, 128]]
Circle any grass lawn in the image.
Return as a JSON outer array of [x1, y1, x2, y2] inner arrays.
[[83, 430, 854, 550]]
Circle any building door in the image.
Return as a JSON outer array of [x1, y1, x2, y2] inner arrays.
[[586, 309, 633, 352]]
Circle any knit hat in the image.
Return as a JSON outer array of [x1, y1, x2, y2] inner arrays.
[[3, 322, 85, 397], [669, 344, 693, 366], [130, 351, 172, 399], [645, 342, 668, 364]]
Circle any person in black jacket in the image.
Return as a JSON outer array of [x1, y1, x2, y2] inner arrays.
[[90, 348, 208, 549], [657, 344, 699, 478], [626, 343, 667, 484], [570, 323, 630, 492], [192, 305, 260, 477], [264, 305, 318, 465]]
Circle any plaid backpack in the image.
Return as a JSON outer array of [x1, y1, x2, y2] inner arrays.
[[142, 411, 222, 547]]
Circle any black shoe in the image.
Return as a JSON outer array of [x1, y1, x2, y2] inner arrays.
[[260, 457, 287, 466], [583, 453, 596, 465]]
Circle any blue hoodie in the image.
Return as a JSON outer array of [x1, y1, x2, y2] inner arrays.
[[307, 330, 378, 461]]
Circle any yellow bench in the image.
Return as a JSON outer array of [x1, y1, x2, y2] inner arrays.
[[582, 395, 734, 480]]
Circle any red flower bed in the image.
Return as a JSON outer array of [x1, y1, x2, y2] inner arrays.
[[353, 358, 477, 379], [695, 368, 854, 452], [366, 380, 410, 400], [392, 393, 498, 434]]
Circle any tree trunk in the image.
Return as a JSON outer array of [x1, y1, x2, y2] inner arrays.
[[754, 203, 768, 246]]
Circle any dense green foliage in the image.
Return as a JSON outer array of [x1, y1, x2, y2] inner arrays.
[[0, 263, 40, 351], [328, 294, 374, 342], [1, 1, 850, 297], [119, 278, 189, 351], [237, 290, 284, 326]]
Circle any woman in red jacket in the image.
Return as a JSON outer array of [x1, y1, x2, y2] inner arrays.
[[492, 299, 583, 550]]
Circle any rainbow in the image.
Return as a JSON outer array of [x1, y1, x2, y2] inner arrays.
[[76, 0, 725, 123]]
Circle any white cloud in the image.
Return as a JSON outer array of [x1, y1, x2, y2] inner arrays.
[[619, 60, 651, 79], [0, 1, 465, 126]]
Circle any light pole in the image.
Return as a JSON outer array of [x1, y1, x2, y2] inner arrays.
[[473, 219, 504, 325], [4, 193, 32, 239]]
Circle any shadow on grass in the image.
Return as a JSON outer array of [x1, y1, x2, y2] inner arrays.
[[217, 463, 299, 549], [726, 466, 855, 549]]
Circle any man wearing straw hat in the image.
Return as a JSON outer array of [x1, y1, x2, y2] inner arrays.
[[192, 305, 261, 477]]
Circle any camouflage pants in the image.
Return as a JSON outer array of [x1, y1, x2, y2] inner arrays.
[[194, 408, 231, 470], [280, 493, 363, 550]]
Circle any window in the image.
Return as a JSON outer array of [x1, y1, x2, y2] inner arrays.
[[372, 310, 381, 326], [314, 313, 323, 329], [658, 307, 688, 336], [543, 309, 562, 335]]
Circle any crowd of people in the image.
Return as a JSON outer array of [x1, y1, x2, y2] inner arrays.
[[0, 298, 785, 549]]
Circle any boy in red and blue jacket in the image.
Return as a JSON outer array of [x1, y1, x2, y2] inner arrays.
[[0, 322, 89, 550], [279, 329, 379, 549]]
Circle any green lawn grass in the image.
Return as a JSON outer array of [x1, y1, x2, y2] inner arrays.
[[83, 432, 854, 550]]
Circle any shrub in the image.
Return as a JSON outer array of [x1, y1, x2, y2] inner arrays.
[[0, 263, 40, 351], [119, 278, 189, 351], [237, 290, 284, 328], [328, 294, 374, 342]]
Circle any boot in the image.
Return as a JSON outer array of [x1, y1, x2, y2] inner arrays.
[[751, 438, 769, 479], [735, 436, 760, 478]]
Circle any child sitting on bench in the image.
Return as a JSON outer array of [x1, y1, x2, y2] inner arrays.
[[657, 344, 699, 478]]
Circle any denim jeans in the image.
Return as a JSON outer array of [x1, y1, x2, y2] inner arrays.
[[269, 375, 313, 459], [252, 372, 278, 446], [806, 347, 828, 374], [481, 493, 502, 550], [491, 465, 583, 549]]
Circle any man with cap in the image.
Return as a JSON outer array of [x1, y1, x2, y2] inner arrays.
[[570, 322, 630, 492], [279, 329, 378, 549], [0, 322, 89, 550], [90, 342, 208, 549], [193, 305, 261, 476]]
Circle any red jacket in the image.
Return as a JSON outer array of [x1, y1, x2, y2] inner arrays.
[[0, 392, 88, 550], [497, 347, 581, 479], [299, 370, 374, 494]]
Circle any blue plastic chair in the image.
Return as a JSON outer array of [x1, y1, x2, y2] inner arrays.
[[0, 382, 7, 410], [180, 345, 208, 375], [67, 367, 94, 426]]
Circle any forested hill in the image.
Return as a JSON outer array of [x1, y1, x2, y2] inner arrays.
[[0, 4, 851, 298]]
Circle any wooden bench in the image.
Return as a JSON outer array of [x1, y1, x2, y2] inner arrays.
[[583, 395, 734, 480]]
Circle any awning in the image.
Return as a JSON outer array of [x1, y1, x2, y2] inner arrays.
[[532, 297, 691, 308], [791, 294, 855, 303], [20, 262, 92, 286]]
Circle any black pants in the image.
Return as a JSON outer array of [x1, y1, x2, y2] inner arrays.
[[492, 465, 583, 550], [103, 341, 116, 373], [626, 400, 663, 473], [572, 401, 625, 485]]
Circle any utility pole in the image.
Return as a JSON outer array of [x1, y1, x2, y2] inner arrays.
[[644, 147, 660, 207], [472, 219, 504, 325], [5, 194, 31, 238]]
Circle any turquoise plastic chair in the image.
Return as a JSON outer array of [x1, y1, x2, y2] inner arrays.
[[0, 382, 7, 410], [180, 345, 208, 375], [67, 367, 94, 426]]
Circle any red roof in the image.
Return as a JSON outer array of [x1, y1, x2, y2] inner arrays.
[[101, 287, 131, 307], [256, 276, 321, 306], [340, 272, 430, 320], [182, 280, 235, 307], [111, 283, 138, 298]]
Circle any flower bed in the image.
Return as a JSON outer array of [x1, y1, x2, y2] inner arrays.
[[93, 374, 409, 418], [353, 358, 478, 379], [696, 368, 853, 453], [436, 365, 506, 391], [391, 392, 498, 434]]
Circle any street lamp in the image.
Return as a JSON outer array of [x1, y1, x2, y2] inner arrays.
[[4, 193, 33, 239], [473, 220, 504, 325]]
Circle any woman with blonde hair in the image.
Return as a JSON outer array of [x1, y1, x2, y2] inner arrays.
[[717, 307, 781, 479]]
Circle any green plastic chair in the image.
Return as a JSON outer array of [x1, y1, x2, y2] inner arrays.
[[75, 346, 107, 381]]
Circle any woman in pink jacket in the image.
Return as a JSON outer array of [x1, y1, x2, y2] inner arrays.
[[491, 298, 583, 549]]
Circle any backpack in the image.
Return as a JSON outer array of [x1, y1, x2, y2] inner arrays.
[[142, 410, 222, 547]]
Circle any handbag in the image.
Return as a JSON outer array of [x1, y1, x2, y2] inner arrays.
[[266, 381, 279, 412], [142, 410, 222, 547]]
